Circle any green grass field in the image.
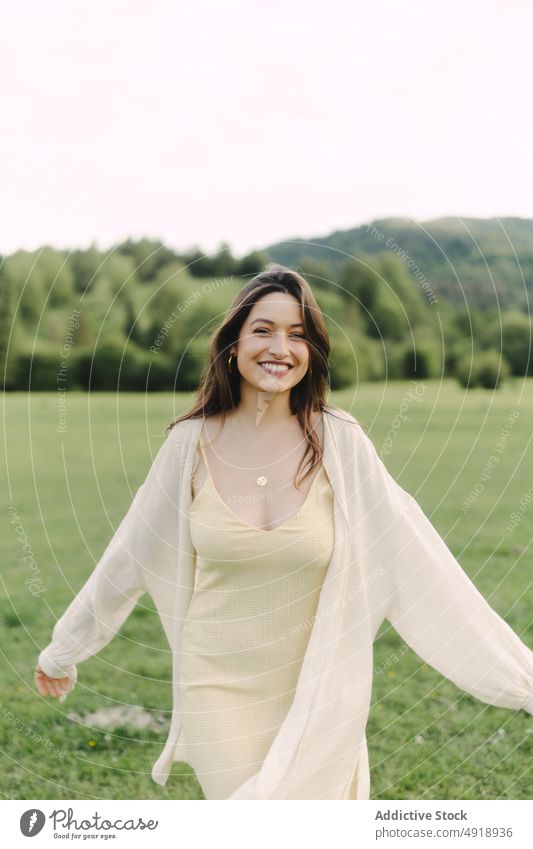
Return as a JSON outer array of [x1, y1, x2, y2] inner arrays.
[[1, 381, 532, 800]]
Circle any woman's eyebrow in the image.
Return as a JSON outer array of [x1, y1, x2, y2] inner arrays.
[[250, 318, 304, 328]]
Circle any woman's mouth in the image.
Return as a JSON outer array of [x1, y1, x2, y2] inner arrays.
[[258, 362, 293, 376]]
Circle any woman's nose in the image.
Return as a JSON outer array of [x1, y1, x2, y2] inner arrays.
[[268, 333, 291, 356]]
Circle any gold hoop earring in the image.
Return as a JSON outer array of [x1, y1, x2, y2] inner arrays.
[[228, 353, 234, 370]]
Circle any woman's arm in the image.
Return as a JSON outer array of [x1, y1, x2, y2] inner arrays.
[[36, 430, 179, 700], [358, 431, 533, 715]]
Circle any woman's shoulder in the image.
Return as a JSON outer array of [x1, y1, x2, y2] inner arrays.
[[323, 404, 365, 429], [165, 415, 203, 443], [323, 407, 383, 477]]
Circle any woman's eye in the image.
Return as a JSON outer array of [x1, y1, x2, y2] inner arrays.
[[253, 328, 305, 339]]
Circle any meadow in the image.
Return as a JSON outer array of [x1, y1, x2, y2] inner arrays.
[[1, 381, 532, 800]]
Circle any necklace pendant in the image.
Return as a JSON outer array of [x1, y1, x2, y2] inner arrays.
[[256, 475, 268, 487]]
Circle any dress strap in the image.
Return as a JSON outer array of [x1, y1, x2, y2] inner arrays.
[[195, 437, 215, 488], [192, 439, 214, 503], [197, 438, 210, 465]]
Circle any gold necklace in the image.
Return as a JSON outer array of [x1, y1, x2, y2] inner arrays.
[[232, 411, 269, 487]]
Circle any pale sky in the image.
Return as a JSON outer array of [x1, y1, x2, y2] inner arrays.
[[1, 0, 532, 258]]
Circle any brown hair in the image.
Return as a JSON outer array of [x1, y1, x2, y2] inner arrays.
[[166, 263, 354, 489]]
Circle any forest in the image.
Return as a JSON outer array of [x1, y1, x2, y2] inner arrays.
[[1, 216, 532, 393]]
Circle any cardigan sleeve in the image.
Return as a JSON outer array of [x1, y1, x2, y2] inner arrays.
[[358, 431, 533, 716], [37, 430, 179, 702]]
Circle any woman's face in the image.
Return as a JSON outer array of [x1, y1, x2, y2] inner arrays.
[[232, 292, 310, 393]]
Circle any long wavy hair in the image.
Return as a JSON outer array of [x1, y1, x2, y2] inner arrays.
[[166, 262, 357, 489]]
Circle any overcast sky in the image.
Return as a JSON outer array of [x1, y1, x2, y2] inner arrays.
[[1, 0, 532, 258]]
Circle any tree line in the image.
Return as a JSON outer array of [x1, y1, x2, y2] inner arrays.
[[1, 238, 531, 392]]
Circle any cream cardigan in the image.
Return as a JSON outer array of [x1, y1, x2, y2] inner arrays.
[[38, 405, 533, 799]]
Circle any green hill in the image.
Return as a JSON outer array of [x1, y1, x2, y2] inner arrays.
[[265, 216, 533, 311]]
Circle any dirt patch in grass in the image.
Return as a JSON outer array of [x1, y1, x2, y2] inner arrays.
[[66, 705, 170, 732]]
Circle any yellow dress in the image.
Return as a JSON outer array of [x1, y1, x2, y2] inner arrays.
[[179, 440, 335, 799]]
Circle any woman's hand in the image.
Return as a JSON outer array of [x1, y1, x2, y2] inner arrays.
[[34, 666, 70, 699]]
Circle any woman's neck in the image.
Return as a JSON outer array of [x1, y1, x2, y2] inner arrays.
[[234, 387, 295, 430]]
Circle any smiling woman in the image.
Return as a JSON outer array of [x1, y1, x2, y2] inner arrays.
[[174, 263, 332, 494], [36, 263, 533, 801]]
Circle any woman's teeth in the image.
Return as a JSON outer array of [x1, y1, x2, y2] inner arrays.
[[259, 362, 291, 376]]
